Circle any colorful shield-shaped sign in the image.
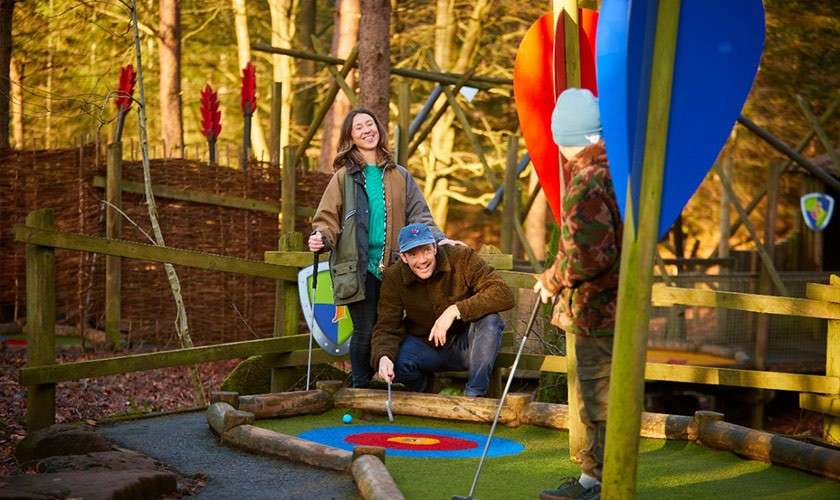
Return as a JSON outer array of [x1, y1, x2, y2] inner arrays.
[[298, 262, 353, 356], [801, 193, 835, 232], [597, 0, 765, 239]]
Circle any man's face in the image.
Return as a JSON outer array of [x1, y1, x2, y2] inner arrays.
[[400, 243, 437, 280]]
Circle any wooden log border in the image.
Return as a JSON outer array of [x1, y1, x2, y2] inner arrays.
[[333, 388, 532, 426], [238, 389, 333, 419], [206, 384, 840, 493], [206, 389, 404, 499], [697, 414, 840, 481], [352, 454, 405, 500], [522, 402, 692, 440]]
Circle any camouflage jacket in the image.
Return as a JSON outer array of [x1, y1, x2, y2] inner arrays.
[[539, 142, 623, 336]]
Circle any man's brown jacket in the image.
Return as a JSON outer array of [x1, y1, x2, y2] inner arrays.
[[371, 244, 515, 366]]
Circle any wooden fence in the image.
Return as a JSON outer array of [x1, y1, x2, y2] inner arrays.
[[15, 208, 840, 446]]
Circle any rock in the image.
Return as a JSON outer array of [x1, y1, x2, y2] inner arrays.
[[0, 470, 177, 500], [220, 355, 273, 395], [55, 324, 107, 345], [35, 449, 163, 473], [15, 424, 112, 464], [221, 356, 349, 394]]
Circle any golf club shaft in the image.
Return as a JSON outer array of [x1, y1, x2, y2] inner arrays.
[[465, 296, 542, 499], [306, 251, 319, 390], [387, 380, 394, 422]]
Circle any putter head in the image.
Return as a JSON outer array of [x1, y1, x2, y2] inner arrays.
[[451, 496, 474, 500]]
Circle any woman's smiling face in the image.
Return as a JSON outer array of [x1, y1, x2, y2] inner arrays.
[[350, 113, 379, 153]]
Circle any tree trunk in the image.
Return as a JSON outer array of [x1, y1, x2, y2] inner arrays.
[[425, 0, 489, 228], [46, 0, 54, 148], [293, 0, 316, 128], [426, 0, 455, 226], [318, 0, 359, 172], [0, 0, 14, 149], [158, 0, 183, 158], [358, 0, 390, 128], [525, 169, 547, 260], [232, 0, 269, 163], [10, 56, 22, 149], [268, 0, 295, 152]]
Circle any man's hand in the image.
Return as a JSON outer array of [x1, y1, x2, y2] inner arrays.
[[439, 238, 467, 247], [308, 231, 325, 253], [533, 279, 554, 304], [429, 304, 460, 347], [378, 356, 395, 382]]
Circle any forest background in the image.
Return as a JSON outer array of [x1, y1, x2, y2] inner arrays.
[[3, 0, 840, 259]]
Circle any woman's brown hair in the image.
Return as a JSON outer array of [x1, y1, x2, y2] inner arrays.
[[332, 108, 394, 171]]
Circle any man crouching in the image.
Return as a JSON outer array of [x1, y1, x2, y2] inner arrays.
[[371, 223, 515, 397]]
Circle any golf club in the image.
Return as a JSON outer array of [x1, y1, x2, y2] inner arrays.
[[386, 380, 394, 422], [452, 292, 542, 500], [306, 250, 319, 390]]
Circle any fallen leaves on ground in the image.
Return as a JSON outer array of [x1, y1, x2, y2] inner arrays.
[[0, 344, 239, 477]]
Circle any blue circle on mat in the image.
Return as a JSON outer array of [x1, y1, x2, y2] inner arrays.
[[298, 425, 525, 458]]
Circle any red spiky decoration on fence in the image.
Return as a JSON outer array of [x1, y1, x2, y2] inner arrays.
[[115, 65, 136, 112], [240, 62, 256, 170], [200, 84, 222, 165], [240, 62, 257, 115], [200, 85, 222, 140], [113, 64, 137, 143]]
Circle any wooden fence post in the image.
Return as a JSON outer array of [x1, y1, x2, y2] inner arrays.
[[501, 135, 518, 254], [602, 1, 679, 496], [272, 145, 303, 391], [826, 275, 840, 444], [271, 233, 304, 393], [270, 82, 282, 167], [752, 161, 782, 429], [716, 153, 732, 341], [755, 162, 782, 368], [804, 275, 840, 444], [25, 208, 57, 432], [281, 145, 296, 235], [553, 0, 587, 465], [105, 143, 123, 348]]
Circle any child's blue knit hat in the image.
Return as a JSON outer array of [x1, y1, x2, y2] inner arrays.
[[551, 88, 602, 147]]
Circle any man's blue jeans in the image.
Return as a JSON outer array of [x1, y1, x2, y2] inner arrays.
[[394, 313, 504, 397]]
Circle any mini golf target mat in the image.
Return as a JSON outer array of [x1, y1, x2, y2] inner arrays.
[[298, 425, 525, 458]]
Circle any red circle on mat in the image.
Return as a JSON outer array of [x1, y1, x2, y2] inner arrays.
[[346, 432, 477, 451]]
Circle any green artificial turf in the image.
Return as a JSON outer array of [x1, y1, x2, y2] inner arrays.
[[256, 409, 840, 500]]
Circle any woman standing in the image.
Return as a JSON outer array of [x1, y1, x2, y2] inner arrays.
[[309, 108, 458, 388]]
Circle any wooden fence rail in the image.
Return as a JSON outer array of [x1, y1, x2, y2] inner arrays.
[[15, 208, 305, 431], [15, 224, 298, 281], [651, 283, 840, 319], [20, 334, 311, 386], [15, 209, 840, 447], [92, 176, 315, 217]]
